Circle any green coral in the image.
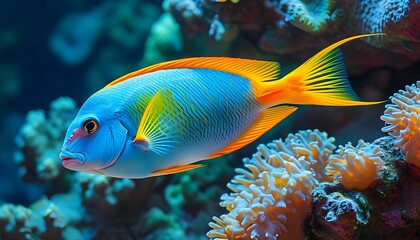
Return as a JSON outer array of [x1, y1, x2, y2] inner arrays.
[[15, 97, 78, 182], [281, 0, 335, 32]]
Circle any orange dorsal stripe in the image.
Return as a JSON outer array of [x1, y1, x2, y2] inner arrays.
[[105, 57, 281, 89], [207, 105, 297, 159]]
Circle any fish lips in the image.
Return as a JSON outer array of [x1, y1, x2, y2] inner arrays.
[[59, 149, 86, 169]]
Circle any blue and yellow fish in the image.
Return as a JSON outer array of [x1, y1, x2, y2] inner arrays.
[[59, 34, 382, 178]]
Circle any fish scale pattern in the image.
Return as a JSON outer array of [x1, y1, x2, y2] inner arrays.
[[101, 68, 260, 156]]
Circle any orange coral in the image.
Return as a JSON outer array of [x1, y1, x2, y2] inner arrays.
[[381, 81, 420, 168], [208, 130, 335, 240], [326, 140, 384, 190]]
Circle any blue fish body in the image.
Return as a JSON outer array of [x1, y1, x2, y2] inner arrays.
[[60, 34, 383, 178], [62, 69, 260, 178]]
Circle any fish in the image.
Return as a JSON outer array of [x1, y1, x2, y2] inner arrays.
[[59, 34, 383, 179]]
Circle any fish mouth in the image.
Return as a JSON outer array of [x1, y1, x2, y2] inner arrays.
[[59, 149, 86, 169]]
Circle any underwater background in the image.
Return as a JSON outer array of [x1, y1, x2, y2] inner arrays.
[[0, 0, 419, 239]]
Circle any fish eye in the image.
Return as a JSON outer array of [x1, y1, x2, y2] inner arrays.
[[83, 119, 98, 134]]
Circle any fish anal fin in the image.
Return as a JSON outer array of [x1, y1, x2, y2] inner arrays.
[[105, 57, 281, 88], [134, 88, 179, 156], [151, 164, 205, 177], [207, 105, 298, 159]]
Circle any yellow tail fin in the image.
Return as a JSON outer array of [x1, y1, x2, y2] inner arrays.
[[258, 33, 385, 107]]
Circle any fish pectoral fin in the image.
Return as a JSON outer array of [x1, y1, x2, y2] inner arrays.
[[207, 105, 298, 159], [150, 164, 205, 176], [133, 88, 180, 156]]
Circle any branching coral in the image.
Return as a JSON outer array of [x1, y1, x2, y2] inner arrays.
[[208, 147, 316, 239], [15, 97, 78, 182], [381, 80, 420, 168], [77, 172, 156, 220], [271, 129, 336, 182], [326, 140, 384, 190], [0, 195, 84, 240], [208, 130, 335, 239]]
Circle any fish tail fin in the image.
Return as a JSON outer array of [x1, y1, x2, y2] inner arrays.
[[258, 33, 385, 107]]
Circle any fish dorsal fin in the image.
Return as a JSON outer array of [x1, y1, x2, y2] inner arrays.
[[150, 164, 205, 177], [133, 88, 180, 156], [207, 105, 298, 159], [105, 57, 281, 88]]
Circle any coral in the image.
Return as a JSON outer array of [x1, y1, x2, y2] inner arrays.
[[0, 194, 84, 240], [77, 172, 156, 221], [209, 79, 420, 238], [208, 130, 335, 239], [381, 80, 420, 168], [326, 140, 384, 190], [350, 0, 412, 45], [353, 0, 410, 31], [164, 0, 206, 35], [280, 0, 335, 32], [311, 183, 371, 240], [167, 0, 420, 69], [271, 129, 336, 182], [14, 97, 78, 182], [0, 203, 40, 239], [134, 207, 187, 240]]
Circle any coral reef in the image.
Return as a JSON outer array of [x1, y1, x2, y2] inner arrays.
[[280, 0, 335, 33], [311, 183, 371, 240], [381, 81, 420, 168], [166, 0, 420, 69], [209, 81, 420, 239], [208, 130, 330, 239], [272, 129, 336, 182], [0, 193, 84, 240], [326, 140, 384, 190], [15, 97, 78, 182], [3, 0, 420, 239]]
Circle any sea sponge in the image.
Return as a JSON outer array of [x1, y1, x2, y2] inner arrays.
[[208, 129, 335, 239], [326, 140, 384, 190], [380, 81, 420, 168]]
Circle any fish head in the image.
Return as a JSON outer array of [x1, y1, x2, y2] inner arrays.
[[59, 99, 128, 174]]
